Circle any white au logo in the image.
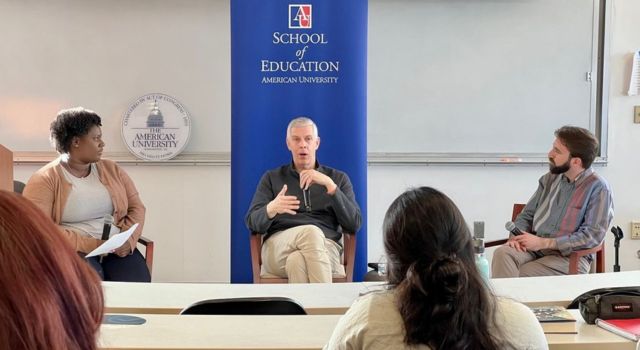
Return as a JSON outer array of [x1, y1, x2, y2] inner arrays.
[[121, 93, 191, 161]]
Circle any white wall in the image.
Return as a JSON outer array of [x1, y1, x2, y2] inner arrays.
[[8, 0, 640, 282], [599, 0, 640, 271]]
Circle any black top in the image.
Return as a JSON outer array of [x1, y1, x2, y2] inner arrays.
[[245, 162, 361, 243]]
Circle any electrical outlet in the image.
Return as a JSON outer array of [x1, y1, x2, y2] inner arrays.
[[631, 221, 640, 239], [635, 106, 640, 124]]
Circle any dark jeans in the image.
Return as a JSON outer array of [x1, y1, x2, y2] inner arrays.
[[81, 249, 151, 282]]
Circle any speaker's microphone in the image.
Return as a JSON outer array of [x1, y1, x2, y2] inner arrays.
[[473, 221, 485, 239], [302, 188, 311, 212], [101, 215, 114, 241], [505, 221, 524, 236]]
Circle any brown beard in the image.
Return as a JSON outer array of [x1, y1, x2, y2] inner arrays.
[[549, 159, 570, 174]]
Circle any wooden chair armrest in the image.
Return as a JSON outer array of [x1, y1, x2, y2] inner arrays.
[[571, 244, 604, 258], [485, 238, 508, 248], [569, 242, 604, 274], [137, 236, 153, 246], [137, 236, 154, 276]]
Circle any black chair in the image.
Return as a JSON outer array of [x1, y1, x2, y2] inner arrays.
[[13, 180, 25, 194], [179, 297, 307, 315], [364, 262, 386, 282]]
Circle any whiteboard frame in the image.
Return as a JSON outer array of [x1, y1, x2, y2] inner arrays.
[[366, 0, 610, 163], [14, 151, 610, 166]]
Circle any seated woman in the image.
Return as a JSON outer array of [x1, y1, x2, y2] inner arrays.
[[23, 107, 150, 282], [0, 190, 103, 349], [325, 187, 548, 350]]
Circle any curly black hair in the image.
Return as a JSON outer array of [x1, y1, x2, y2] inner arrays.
[[50, 107, 102, 154]]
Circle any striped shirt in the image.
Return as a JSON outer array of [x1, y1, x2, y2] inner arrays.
[[514, 168, 613, 256]]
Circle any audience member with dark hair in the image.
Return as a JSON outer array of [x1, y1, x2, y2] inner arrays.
[[23, 107, 150, 282], [0, 190, 104, 350], [325, 187, 547, 350]]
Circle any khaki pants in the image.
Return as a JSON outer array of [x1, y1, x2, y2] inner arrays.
[[261, 225, 345, 283], [491, 245, 591, 278]]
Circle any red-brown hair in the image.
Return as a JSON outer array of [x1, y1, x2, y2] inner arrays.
[[0, 190, 104, 350]]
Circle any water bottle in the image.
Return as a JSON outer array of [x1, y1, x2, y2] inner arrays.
[[377, 255, 387, 276], [472, 221, 490, 281], [474, 238, 490, 282]]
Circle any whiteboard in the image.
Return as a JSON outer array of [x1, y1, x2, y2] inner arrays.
[[368, 0, 600, 157]]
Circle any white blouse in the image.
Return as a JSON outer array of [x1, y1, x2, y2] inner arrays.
[[60, 163, 119, 239]]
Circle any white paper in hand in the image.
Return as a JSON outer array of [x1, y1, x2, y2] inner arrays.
[[85, 223, 139, 258]]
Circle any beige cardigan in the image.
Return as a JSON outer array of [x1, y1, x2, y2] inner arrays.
[[23, 158, 145, 254]]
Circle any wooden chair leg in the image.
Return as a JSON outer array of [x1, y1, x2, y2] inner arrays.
[[568, 254, 579, 275], [596, 248, 605, 273], [145, 242, 154, 275]]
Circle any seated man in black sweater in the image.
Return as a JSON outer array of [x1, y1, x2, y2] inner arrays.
[[245, 117, 361, 283]]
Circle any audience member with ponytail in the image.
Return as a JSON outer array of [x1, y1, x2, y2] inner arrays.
[[325, 187, 547, 350]]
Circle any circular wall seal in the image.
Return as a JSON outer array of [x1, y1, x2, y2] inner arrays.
[[122, 93, 191, 161]]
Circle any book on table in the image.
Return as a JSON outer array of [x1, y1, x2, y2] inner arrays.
[[530, 306, 577, 334], [596, 318, 640, 341]]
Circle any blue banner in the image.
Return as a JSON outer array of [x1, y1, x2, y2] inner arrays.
[[230, 0, 368, 283]]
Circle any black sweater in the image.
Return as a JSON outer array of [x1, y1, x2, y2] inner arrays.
[[245, 162, 361, 243]]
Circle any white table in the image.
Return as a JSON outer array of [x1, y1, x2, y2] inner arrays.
[[99, 314, 341, 350], [98, 311, 635, 350], [105, 271, 640, 315], [489, 270, 640, 307], [104, 281, 368, 315]]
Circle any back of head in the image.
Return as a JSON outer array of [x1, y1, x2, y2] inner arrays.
[[554, 125, 598, 169], [383, 187, 504, 349], [0, 191, 103, 350]]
